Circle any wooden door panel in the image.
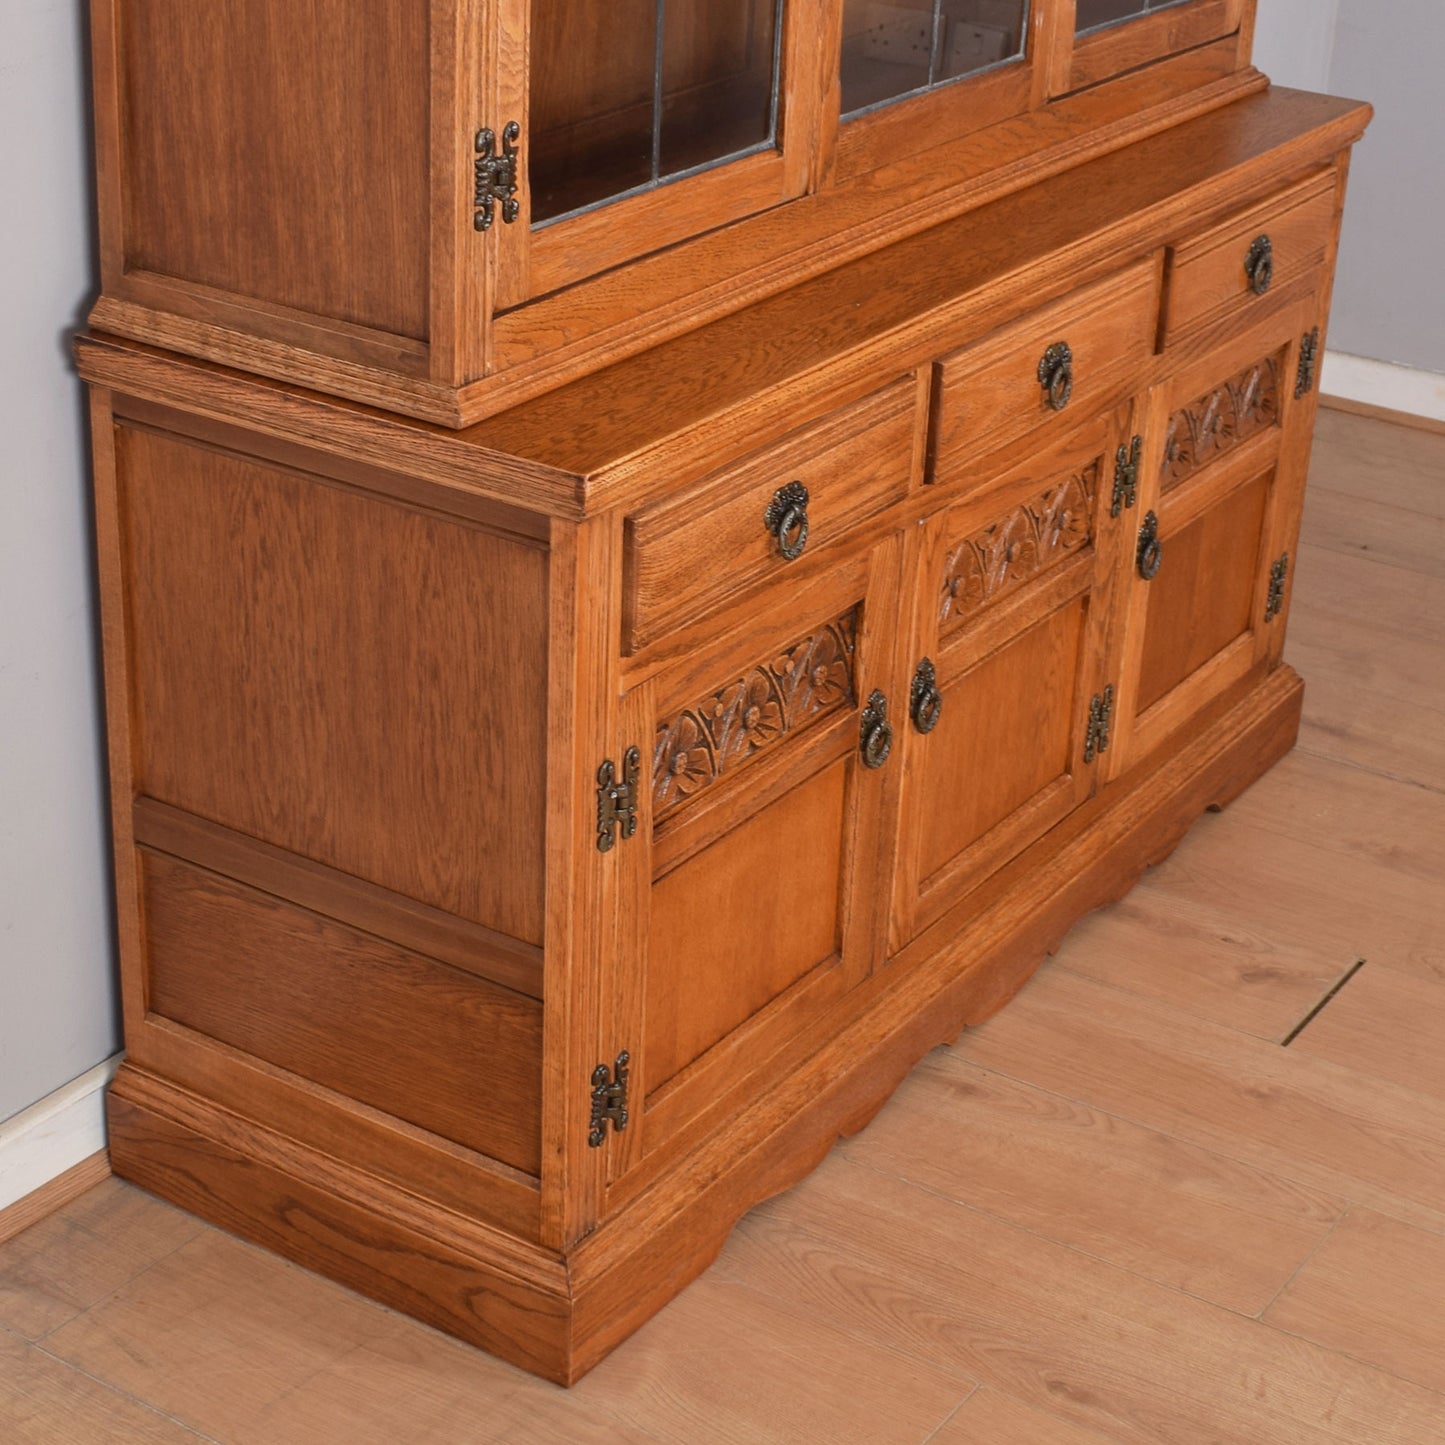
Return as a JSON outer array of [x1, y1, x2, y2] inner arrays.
[[1136, 469, 1270, 715], [646, 760, 848, 1090], [920, 597, 1087, 891], [606, 535, 907, 1200], [894, 408, 1124, 951]]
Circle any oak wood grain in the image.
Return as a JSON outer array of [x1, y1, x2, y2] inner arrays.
[[1162, 168, 1335, 346], [117, 420, 549, 941], [114, 0, 430, 341], [141, 851, 544, 1176]]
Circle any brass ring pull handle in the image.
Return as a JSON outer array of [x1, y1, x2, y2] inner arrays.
[[910, 658, 943, 734], [764, 481, 810, 561], [1244, 234, 1274, 296], [1137, 510, 1163, 581], [859, 689, 894, 770], [1038, 341, 1074, 412]]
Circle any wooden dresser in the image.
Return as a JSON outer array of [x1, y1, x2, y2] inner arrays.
[[77, 0, 1370, 1383]]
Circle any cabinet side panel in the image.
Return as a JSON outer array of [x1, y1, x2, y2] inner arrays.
[[117, 0, 431, 341], [141, 851, 543, 1176], [116, 422, 548, 944]]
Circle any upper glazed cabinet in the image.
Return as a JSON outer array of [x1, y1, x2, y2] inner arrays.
[[89, 0, 1256, 424]]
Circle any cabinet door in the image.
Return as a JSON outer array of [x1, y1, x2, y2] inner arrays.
[[1112, 299, 1318, 770], [601, 540, 904, 1203], [1060, 0, 1250, 94], [496, 0, 823, 304], [890, 408, 1126, 952], [832, 0, 1042, 183]]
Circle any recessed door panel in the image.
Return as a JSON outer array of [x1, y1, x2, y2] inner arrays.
[[646, 760, 847, 1090], [1136, 470, 1269, 715], [919, 598, 1086, 889]]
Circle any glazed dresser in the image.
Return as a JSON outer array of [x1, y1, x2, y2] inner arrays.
[[78, 0, 1370, 1382]]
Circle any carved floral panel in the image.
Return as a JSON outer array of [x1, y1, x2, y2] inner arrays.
[[1162, 354, 1282, 492], [938, 464, 1097, 635], [653, 611, 858, 819]]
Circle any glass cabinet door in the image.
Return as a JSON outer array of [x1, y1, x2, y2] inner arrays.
[[502, 0, 806, 304], [1062, 0, 1248, 94], [833, 0, 1037, 180], [1073, 0, 1191, 33], [840, 0, 1031, 117], [529, 0, 784, 225]]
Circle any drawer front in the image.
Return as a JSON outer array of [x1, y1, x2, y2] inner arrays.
[[930, 259, 1159, 483], [1162, 172, 1336, 346], [624, 378, 919, 653]]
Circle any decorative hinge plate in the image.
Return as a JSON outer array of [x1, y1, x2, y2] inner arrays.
[[474, 121, 521, 232], [1084, 684, 1115, 765], [1112, 435, 1142, 516], [596, 747, 640, 853], [588, 1052, 630, 1147], [1265, 552, 1290, 622], [1296, 328, 1321, 399]]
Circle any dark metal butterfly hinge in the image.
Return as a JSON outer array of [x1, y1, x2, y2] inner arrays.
[[1265, 553, 1290, 622], [588, 1052, 630, 1147], [596, 748, 640, 853], [1084, 685, 1115, 765], [1296, 328, 1321, 399], [1112, 435, 1142, 516], [474, 122, 521, 232]]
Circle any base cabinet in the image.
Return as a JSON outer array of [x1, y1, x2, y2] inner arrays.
[[79, 78, 1367, 1384]]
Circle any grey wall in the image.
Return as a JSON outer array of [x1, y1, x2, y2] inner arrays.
[[0, 0, 120, 1124], [1323, 0, 1445, 374], [1255, 0, 1445, 377], [1252, 0, 1340, 93]]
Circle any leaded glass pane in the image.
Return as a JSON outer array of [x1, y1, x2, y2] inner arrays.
[[841, 0, 1030, 119], [530, 0, 782, 226], [1075, 0, 1193, 36]]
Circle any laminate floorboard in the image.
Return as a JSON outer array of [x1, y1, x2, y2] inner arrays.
[[1263, 1208, 1445, 1394], [0, 413, 1441, 1439], [840, 1056, 1344, 1314], [928, 1388, 1120, 1444], [1289, 962, 1445, 1100]]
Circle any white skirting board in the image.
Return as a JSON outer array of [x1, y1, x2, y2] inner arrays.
[[0, 1055, 121, 1212], [1322, 350, 1445, 425]]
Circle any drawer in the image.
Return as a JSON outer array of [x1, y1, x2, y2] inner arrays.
[[1161, 171, 1336, 346], [930, 259, 1160, 484], [623, 378, 918, 654]]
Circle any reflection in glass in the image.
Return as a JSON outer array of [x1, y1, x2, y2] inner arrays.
[[841, 0, 1029, 119], [530, 0, 782, 226], [1075, 0, 1192, 35]]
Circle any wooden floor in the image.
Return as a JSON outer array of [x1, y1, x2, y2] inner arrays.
[[3, 405, 1443, 1443]]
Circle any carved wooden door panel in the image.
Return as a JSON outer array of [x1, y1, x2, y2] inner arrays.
[[600, 535, 906, 1206], [1111, 298, 1320, 772], [888, 407, 1129, 955]]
